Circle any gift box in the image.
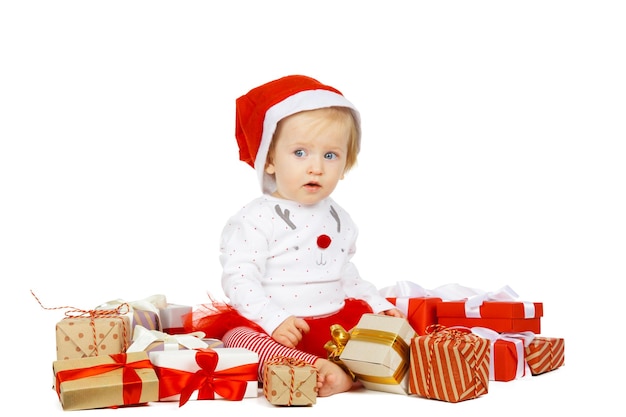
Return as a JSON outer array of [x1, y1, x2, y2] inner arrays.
[[263, 356, 317, 406], [52, 351, 159, 411], [525, 337, 565, 375], [96, 295, 167, 334], [56, 313, 131, 361], [471, 327, 534, 382], [409, 326, 490, 403], [436, 300, 543, 333], [149, 348, 259, 406], [159, 303, 193, 334], [339, 314, 416, 395], [386, 297, 441, 335]]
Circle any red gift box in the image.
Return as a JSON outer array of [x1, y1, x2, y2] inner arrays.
[[385, 297, 441, 335], [436, 300, 543, 333], [525, 337, 565, 375], [471, 327, 534, 382]]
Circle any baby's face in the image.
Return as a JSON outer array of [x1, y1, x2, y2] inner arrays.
[[265, 109, 350, 205]]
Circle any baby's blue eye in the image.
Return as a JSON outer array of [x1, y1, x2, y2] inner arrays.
[[324, 152, 337, 160], [294, 149, 306, 157]]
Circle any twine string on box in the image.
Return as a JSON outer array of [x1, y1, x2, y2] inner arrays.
[[30, 289, 130, 355], [264, 356, 313, 406]]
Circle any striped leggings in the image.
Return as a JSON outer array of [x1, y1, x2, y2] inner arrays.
[[223, 326, 319, 380]]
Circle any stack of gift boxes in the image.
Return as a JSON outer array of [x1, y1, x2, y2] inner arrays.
[[35, 282, 565, 410]]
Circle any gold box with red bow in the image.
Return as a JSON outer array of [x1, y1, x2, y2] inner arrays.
[[386, 296, 441, 335], [149, 348, 259, 406], [409, 327, 490, 403], [52, 351, 159, 411], [338, 314, 416, 395], [56, 314, 131, 361], [525, 337, 565, 375], [263, 356, 317, 406], [436, 301, 543, 333]]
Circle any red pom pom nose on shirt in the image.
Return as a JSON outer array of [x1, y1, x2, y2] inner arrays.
[[317, 234, 331, 249]]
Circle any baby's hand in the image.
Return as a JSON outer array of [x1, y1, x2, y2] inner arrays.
[[382, 308, 405, 318], [271, 316, 310, 348]]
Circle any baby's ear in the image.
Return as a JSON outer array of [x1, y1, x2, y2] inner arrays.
[[265, 163, 276, 175]]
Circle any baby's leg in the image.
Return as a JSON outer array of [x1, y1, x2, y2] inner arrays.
[[223, 326, 319, 380]]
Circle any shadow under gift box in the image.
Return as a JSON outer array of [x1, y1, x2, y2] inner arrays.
[[436, 300, 543, 333], [52, 351, 159, 411], [338, 314, 416, 395]]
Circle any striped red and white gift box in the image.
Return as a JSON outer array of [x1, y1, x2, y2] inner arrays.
[[409, 327, 490, 403], [524, 337, 565, 375]]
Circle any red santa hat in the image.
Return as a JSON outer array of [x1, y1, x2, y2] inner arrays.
[[235, 75, 361, 194]]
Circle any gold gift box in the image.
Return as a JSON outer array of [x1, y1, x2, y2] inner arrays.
[[339, 314, 416, 395], [52, 351, 159, 411]]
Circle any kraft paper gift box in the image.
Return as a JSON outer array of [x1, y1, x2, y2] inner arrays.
[[338, 314, 416, 395], [471, 327, 534, 382], [436, 300, 543, 333], [525, 337, 565, 375], [409, 326, 490, 403], [56, 312, 131, 361], [149, 347, 259, 406], [126, 325, 223, 353], [263, 356, 317, 406], [159, 303, 193, 334], [52, 351, 159, 411]]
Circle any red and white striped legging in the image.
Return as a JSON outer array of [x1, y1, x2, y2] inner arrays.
[[222, 298, 372, 380]]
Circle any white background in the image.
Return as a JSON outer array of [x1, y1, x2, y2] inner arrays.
[[1, 1, 624, 415]]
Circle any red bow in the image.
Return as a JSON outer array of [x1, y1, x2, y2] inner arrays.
[[156, 348, 258, 407]]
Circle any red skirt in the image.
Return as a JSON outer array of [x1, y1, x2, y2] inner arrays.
[[185, 298, 372, 358]]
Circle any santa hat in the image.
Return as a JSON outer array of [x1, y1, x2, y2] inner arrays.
[[235, 75, 361, 194]]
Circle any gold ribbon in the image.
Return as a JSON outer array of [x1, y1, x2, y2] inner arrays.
[[323, 324, 356, 381], [348, 328, 410, 385]]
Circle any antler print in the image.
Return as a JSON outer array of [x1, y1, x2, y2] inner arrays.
[[275, 204, 297, 230], [330, 205, 341, 233]]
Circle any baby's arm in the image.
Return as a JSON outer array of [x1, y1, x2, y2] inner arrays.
[[271, 316, 311, 349]]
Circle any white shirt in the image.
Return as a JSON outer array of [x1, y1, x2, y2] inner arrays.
[[220, 194, 394, 335]]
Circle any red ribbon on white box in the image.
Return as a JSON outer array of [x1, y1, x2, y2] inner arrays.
[[471, 327, 535, 380]]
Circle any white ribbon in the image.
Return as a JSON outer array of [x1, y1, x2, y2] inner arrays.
[[126, 325, 208, 352], [378, 281, 432, 315], [471, 327, 535, 380], [379, 282, 535, 318], [464, 285, 535, 318]]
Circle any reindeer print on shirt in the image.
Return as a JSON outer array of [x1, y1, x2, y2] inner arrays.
[[274, 203, 343, 268]]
